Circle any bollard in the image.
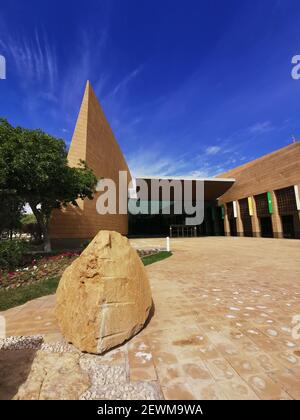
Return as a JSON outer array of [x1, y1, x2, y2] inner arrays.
[[166, 236, 170, 252], [0, 315, 6, 339]]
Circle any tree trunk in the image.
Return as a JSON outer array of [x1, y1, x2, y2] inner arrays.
[[42, 227, 52, 253], [29, 203, 52, 253]]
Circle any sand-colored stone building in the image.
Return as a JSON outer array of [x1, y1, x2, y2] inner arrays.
[[49, 82, 132, 249], [217, 142, 300, 239], [49, 82, 300, 247]]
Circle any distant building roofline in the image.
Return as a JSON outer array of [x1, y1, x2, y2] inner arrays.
[[136, 175, 236, 182], [216, 141, 300, 178]]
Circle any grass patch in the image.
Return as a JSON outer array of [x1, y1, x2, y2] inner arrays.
[[0, 276, 60, 311], [0, 251, 172, 311], [142, 251, 172, 266]]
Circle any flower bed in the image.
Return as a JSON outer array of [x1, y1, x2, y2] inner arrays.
[[0, 252, 79, 290], [0, 248, 163, 291]]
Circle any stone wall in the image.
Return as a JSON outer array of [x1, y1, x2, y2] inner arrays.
[[49, 81, 132, 248]]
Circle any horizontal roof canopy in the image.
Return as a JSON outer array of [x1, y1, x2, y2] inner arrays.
[[136, 176, 235, 201]]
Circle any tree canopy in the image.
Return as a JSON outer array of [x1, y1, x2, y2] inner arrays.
[[0, 118, 97, 251], [0, 190, 24, 237]]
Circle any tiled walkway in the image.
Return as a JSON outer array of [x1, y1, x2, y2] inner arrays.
[[1, 237, 300, 399]]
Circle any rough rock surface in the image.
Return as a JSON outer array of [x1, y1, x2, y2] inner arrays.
[[1, 336, 162, 400], [14, 351, 91, 400], [55, 230, 152, 354]]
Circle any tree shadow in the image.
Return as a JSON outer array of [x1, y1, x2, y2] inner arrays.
[[0, 340, 42, 400]]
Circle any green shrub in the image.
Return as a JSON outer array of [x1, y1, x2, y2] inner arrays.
[[20, 213, 37, 225], [0, 240, 29, 270], [80, 239, 91, 251]]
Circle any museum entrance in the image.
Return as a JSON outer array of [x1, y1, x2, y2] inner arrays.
[[260, 217, 273, 238], [255, 193, 274, 238], [128, 200, 223, 237], [227, 202, 237, 236], [281, 215, 295, 239], [239, 198, 253, 237], [275, 186, 298, 239]]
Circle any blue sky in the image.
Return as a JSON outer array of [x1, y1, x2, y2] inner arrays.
[[0, 0, 300, 177]]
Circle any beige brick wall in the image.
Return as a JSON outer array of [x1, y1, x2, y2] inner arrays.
[[218, 142, 300, 203], [49, 81, 131, 243]]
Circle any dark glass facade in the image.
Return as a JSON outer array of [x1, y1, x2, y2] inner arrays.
[[128, 200, 224, 237]]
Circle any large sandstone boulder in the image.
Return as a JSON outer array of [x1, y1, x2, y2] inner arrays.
[[55, 231, 152, 354]]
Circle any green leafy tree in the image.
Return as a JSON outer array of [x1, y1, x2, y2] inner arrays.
[[0, 190, 25, 238], [20, 213, 37, 225], [21, 213, 42, 243], [0, 119, 97, 252]]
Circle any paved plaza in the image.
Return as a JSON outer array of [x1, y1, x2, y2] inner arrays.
[[1, 237, 300, 400]]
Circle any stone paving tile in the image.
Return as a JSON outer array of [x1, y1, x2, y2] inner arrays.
[[267, 369, 300, 399], [128, 338, 157, 382], [155, 361, 217, 398], [216, 376, 260, 400], [253, 352, 283, 372], [162, 383, 197, 400], [155, 364, 193, 388], [243, 373, 292, 400], [1, 237, 300, 400], [204, 358, 241, 381], [187, 379, 228, 400], [225, 355, 267, 378], [273, 350, 300, 370]]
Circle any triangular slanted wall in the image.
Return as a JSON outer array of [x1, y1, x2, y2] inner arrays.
[[49, 81, 131, 247]]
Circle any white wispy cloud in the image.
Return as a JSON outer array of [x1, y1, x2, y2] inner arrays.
[[0, 22, 111, 135], [248, 120, 274, 135], [0, 29, 60, 127], [60, 27, 109, 125], [0, 30, 58, 90], [126, 147, 239, 179], [110, 66, 143, 97], [204, 146, 221, 155], [127, 149, 188, 177]]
